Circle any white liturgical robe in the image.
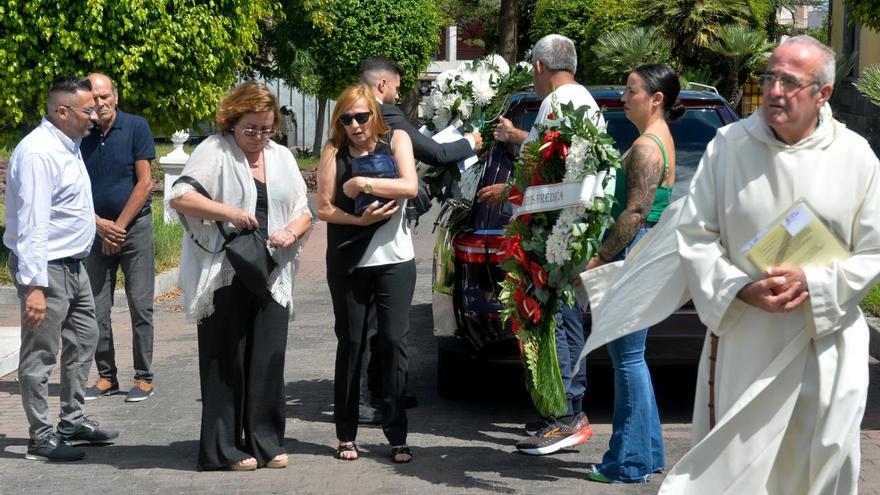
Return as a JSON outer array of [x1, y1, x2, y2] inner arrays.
[[579, 103, 880, 495]]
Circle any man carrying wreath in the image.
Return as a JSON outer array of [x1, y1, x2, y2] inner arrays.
[[478, 33, 603, 455]]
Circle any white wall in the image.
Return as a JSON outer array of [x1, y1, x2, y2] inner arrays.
[[257, 77, 337, 150]]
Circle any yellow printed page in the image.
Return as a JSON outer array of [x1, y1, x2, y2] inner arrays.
[[744, 201, 850, 273]]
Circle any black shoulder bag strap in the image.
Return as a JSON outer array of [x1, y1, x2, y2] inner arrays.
[[172, 175, 236, 253]]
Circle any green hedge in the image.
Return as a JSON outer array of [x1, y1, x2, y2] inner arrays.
[[530, 0, 648, 84]]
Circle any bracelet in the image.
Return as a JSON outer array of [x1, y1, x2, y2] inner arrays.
[[285, 228, 298, 243]]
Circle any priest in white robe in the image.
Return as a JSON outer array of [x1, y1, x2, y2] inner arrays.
[[579, 35, 880, 494]]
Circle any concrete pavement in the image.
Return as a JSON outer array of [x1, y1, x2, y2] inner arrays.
[[0, 219, 878, 494]]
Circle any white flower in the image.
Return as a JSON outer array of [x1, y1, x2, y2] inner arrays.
[[545, 207, 587, 265], [484, 54, 510, 76], [565, 135, 594, 180], [436, 69, 459, 92], [472, 77, 496, 106], [458, 66, 479, 87], [458, 99, 472, 120], [516, 61, 533, 72]]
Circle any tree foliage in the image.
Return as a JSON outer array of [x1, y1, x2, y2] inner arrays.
[[844, 0, 880, 31], [266, 0, 444, 99], [708, 25, 775, 108], [644, 0, 751, 63], [855, 65, 880, 107], [530, 0, 648, 83], [0, 0, 277, 137], [592, 27, 673, 83]]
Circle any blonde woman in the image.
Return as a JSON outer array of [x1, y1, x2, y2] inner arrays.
[[317, 84, 418, 463]]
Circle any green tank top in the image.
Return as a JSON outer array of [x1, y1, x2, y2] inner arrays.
[[610, 133, 672, 223]]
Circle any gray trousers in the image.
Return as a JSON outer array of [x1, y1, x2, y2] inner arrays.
[[14, 256, 99, 441], [86, 211, 155, 383]]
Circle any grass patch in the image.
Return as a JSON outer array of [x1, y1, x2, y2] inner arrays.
[[0, 198, 183, 286], [151, 199, 184, 274], [154, 142, 196, 160], [296, 155, 319, 170], [861, 285, 880, 317]]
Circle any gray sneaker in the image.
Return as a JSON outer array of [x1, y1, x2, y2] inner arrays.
[[84, 378, 119, 401], [125, 380, 154, 402], [515, 413, 593, 455], [25, 432, 85, 462], [57, 418, 119, 446]]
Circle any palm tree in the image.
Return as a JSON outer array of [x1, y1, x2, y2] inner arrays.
[[645, 0, 751, 63], [855, 65, 880, 107], [592, 27, 673, 83], [707, 25, 775, 110]]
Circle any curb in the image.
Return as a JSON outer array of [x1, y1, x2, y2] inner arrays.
[[0, 267, 179, 307], [0, 326, 19, 377]]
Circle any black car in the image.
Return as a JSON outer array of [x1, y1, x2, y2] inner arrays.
[[431, 86, 739, 394]]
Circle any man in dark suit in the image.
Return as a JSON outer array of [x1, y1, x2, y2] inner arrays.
[[355, 57, 482, 424], [360, 56, 482, 165]]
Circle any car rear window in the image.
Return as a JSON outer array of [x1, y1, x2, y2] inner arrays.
[[603, 108, 724, 200], [517, 105, 725, 200]]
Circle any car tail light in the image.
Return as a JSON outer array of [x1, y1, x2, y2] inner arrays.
[[454, 233, 505, 263]]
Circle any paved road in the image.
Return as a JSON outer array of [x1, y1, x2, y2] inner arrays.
[[1, 218, 878, 494]]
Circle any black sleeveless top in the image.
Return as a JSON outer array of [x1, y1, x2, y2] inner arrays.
[[254, 178, 269, 238], [325, 137, 393, 274]]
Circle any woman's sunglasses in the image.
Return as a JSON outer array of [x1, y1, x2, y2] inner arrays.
[[339, 111, 371, 126]]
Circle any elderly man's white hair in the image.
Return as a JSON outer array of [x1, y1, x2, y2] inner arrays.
[[779, 35, 836, 87], [532, 34, 577, 74]]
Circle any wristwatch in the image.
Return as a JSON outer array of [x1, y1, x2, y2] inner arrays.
[[363, 179, 372, 194]]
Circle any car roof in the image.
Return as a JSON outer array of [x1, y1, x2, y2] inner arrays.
[[510, 86, 731, 108]]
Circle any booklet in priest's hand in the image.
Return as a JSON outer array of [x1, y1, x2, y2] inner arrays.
[[741, 198, 850, 272]]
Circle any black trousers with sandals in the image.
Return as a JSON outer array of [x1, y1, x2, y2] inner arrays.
[[328, 259, 416, 446], [196, 276, 289, 470]]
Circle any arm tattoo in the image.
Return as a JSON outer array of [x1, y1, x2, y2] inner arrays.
[[597, 143, 662, 261]]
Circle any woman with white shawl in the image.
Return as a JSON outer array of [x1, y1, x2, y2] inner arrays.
[[168, 82, 311, 472]]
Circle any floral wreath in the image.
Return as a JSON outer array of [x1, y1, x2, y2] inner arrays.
[[498, 99, 621, 416]]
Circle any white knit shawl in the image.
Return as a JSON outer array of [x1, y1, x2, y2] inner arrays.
[[167, 133, 311, 321]]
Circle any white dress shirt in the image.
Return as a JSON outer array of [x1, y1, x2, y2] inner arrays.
[[3, 118, 96, 287]]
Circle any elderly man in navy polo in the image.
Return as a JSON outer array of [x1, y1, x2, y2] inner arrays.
[[81, 73, 157, 403]]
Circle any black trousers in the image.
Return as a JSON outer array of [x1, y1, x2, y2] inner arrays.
[[196, 277, 289, 470], [328, 259, 416, 446]]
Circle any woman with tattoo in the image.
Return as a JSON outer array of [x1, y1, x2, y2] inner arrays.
[[584, 63, 685, 483]]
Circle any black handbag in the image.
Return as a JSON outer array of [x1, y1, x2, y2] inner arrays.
[[405, 178, 432, 227], [351, 153, 398, 215], [172, 176, 277, 298]]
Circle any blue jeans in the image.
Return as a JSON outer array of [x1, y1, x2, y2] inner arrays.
[[556, 299, 586, 417], [596, 227, 665, 482]]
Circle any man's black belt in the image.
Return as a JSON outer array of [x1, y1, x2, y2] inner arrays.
[[48, 257, 84, 265]]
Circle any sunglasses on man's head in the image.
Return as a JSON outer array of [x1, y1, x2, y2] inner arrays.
[[339, 112, 371, 126]]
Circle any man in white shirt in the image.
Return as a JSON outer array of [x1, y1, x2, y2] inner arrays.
[[478, 34, 603, 455], [4, 77, 119, 462]]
